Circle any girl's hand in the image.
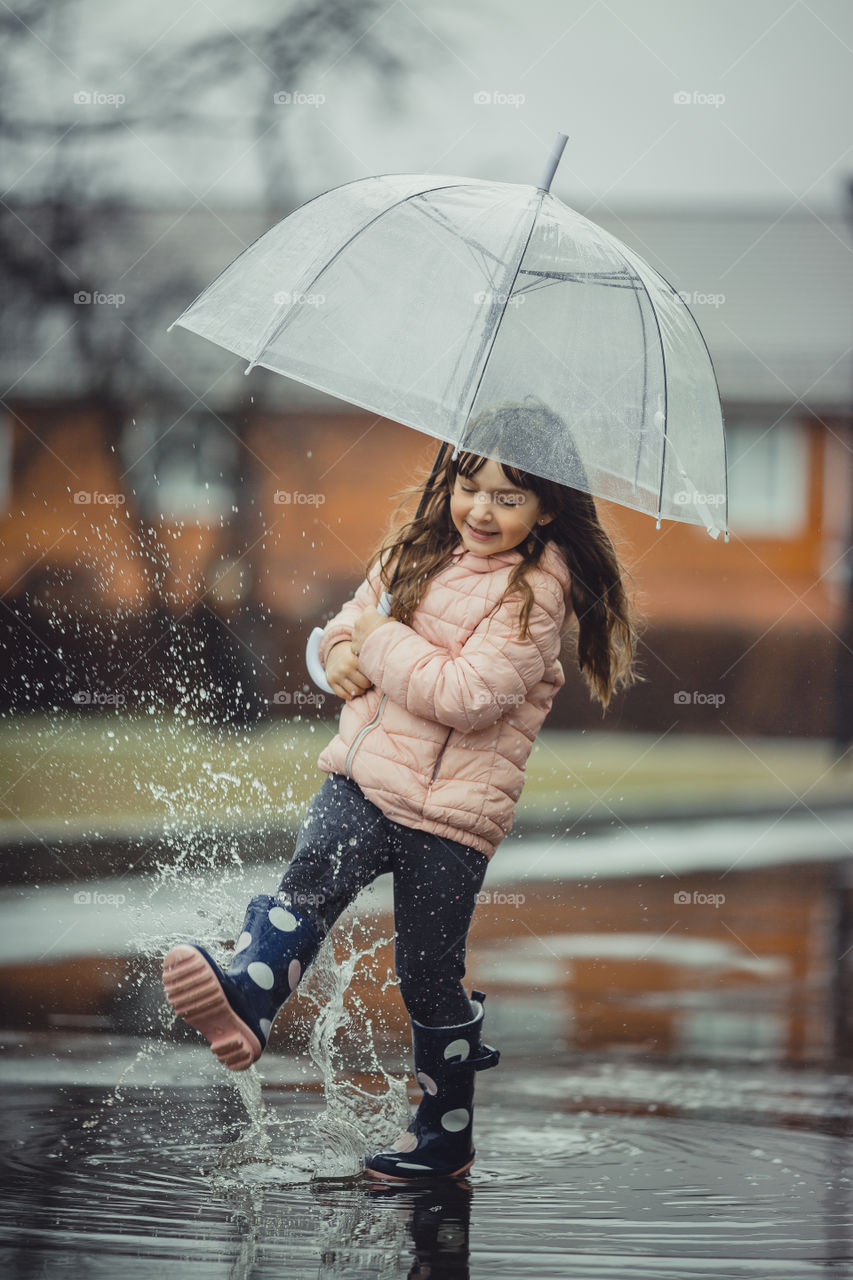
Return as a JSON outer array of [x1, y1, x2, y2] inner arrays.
[[325, 641, 373, 701], [351, 606, 392, 657]]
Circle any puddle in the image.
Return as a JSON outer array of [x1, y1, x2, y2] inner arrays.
[[0, 1060, 851, 1278], [2, 830, 853, 1275]]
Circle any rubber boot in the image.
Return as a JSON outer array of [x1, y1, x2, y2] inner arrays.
[[162, 893, 321, 1071], [365, 989, 500, 1181]]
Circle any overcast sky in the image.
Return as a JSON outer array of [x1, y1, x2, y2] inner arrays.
[[8, 0, 850, 222], [19, 0, 851, 216], [283, 0, 853, 213]]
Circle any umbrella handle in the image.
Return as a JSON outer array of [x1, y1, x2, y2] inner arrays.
[[305, 627, 335, 694], [305, 590, 393, 695]]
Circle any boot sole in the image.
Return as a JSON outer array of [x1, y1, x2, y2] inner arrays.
[[364, 1156, 474, 1182], [162, 944, 262, 1072]]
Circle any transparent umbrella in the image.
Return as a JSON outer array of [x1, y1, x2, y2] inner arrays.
[[170, 134, 727, 534], [168, 133, 728, 690]]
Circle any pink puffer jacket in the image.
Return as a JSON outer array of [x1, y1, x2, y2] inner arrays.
[[316, 538, 572, 860]]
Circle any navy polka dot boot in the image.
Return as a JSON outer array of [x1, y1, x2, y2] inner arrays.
[[365, 989, 500, 1181], [162, 893, 321, 1071]]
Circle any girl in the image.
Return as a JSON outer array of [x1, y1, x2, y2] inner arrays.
[[163, 401, 641, 1182]]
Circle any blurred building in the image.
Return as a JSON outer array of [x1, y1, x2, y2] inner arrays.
[[1, 203, 851, 734]]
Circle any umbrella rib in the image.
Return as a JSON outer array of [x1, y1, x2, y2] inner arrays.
[[516, 267, 640, 288], [406, 193, 519, 280], [591, 235, 670, 528], [454, 190, 546, 453], [168, 170, 407, 335], [667, 286, 729, 540], [607, 242, 727, 540], [630, 272, 651, 498], [244, 180, 477, 370]]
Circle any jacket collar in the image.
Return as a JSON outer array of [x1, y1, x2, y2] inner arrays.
[[448, 538, 522, 573], [448, 537, 571, 588]]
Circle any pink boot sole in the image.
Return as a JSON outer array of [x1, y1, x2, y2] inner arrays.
[[364, 1157, 474, 1182], [162, 944, 262, 1072]]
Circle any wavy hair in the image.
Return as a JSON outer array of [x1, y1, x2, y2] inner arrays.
[[366, 402, 645, 711]]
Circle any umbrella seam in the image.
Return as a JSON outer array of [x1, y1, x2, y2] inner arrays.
[[245, 181, 502, 370], [454, 189, 546, 453]]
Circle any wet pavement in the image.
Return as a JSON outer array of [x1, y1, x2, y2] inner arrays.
[[2, 817, 853, 1278], [0, 1052, 852, 1277]]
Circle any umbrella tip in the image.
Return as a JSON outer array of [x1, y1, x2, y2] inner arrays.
[[537, 133, 569, 193]]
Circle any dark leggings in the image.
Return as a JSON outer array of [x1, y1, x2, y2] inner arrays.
[[275, 772, 490, 1026]]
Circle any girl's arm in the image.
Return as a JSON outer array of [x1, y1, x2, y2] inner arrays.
[[354, 576, 566, 731], [317, 564, 385, 670]]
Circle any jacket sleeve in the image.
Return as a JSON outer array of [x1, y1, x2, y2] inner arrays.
[[316, 562, 385, 670], [355, 575, 566, 731]]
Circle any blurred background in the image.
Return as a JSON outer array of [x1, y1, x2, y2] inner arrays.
[[2, 0, 853, 1212], [1, 0, 853, 738], [3, 2, 853, 1271]]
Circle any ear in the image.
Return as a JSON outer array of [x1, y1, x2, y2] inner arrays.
[[537, 514, 553, 525]]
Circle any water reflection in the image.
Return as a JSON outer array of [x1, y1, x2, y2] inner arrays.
[[0, 1071, 851, 1278], [2, 850, 853, 1275], [3, 855, 852, 1065]]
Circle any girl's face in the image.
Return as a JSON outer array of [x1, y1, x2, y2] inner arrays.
[[449, 458, 552, 557]]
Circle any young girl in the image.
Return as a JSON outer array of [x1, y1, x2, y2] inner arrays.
[[163, 401, 640, 1182]]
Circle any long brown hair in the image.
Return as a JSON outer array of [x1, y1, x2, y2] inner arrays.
[[366, 405, 645, 711]]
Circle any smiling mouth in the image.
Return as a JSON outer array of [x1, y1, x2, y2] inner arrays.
[[465, 522, 499, 539]]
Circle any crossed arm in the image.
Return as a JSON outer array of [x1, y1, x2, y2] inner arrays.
[[324, 606, 391, 701], [319, 570, 560, 731]]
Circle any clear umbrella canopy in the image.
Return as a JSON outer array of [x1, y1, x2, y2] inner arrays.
[[171, 155, 728, 540]]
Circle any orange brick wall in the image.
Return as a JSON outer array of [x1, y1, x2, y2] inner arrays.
[[1, 402, 846, 634]]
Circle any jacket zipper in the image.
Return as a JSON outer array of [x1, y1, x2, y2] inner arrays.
[[345, 693, 388, 777], [428, 727, 453, 789]]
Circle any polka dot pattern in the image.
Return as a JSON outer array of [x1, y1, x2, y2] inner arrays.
[[443, 1038, 470, 1062], [268, 906, 298, 932], [441, 1108, 469, 1133], [259, 1018, 272, 1040], [247, 961, 275, 990], [416, 1071, 438, 1096], [287, 958, 302, 990], [234, 932, 252, 953]]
